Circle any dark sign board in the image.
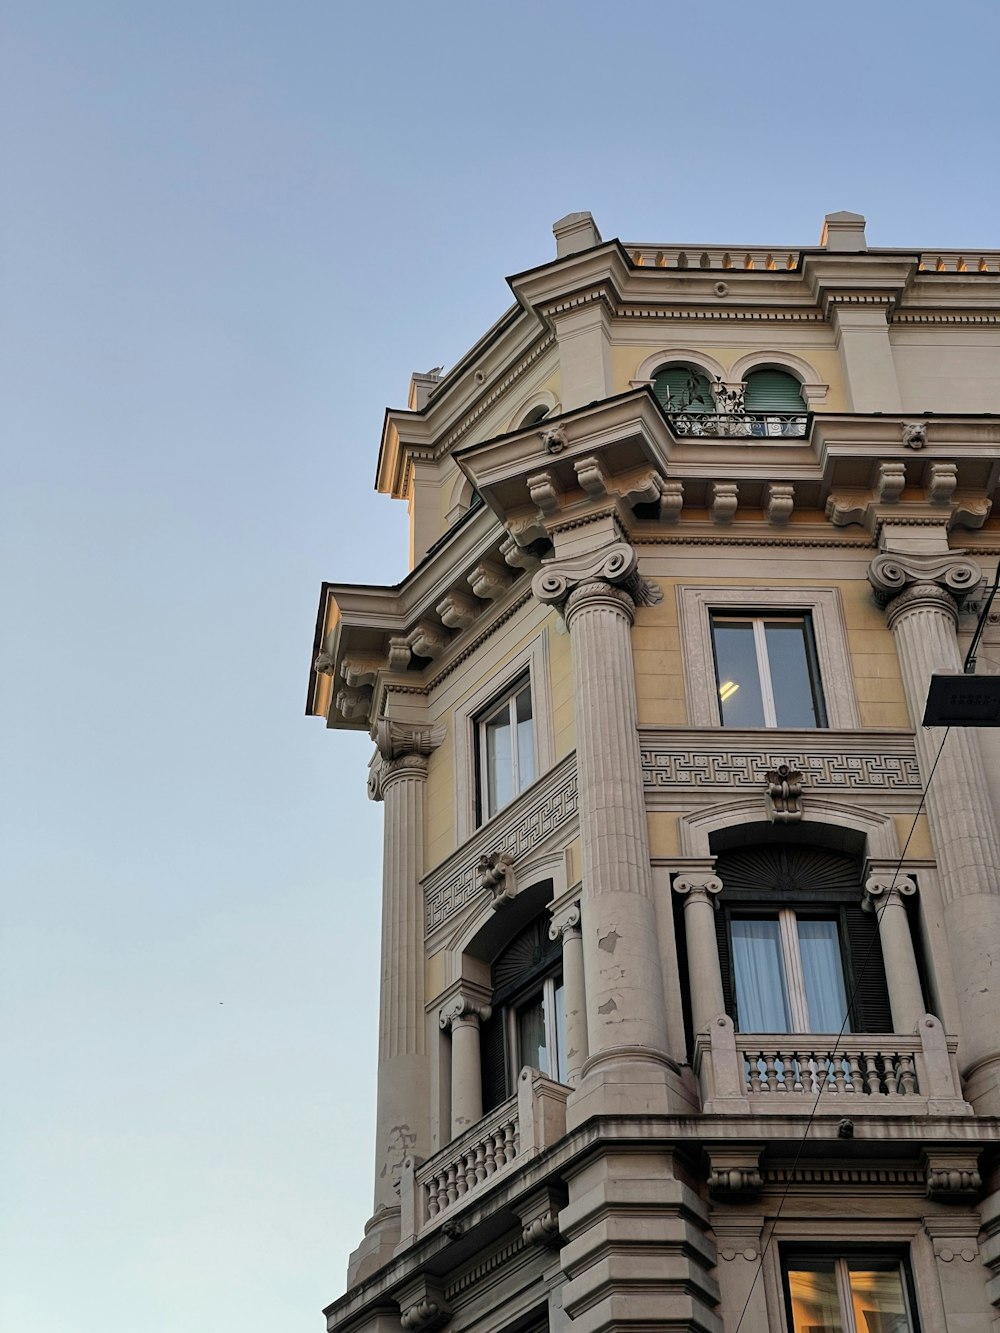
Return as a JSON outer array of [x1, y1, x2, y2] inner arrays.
[[922, 674, 1000, 727]]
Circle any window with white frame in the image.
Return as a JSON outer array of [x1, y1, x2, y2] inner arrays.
[[477, 676, 536, 821], [783, 1252, 918, 1333], [710, 612, 827, 728]]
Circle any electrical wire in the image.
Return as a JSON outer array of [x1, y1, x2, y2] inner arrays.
[[731, 727, 951, 1333]]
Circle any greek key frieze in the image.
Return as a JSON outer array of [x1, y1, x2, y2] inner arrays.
[[424, 764, 578, 934], [640, 743, 920, 792]]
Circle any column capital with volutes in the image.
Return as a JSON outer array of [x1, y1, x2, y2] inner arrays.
[[867, 551, 981, 621], [864, 873, 918, 910], [673, 873, 724, 907], [530, 539, 661, 624]]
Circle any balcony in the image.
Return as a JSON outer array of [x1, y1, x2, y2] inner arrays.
[[397, 1069, 569, 1246], [695, 1013, 971, 1117], [663, 410, 810, 439]]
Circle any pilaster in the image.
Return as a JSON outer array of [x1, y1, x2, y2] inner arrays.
[[862, 874, 925, 1033], [549, 900, 587, 1086]]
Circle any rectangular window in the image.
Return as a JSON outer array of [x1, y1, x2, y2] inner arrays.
[[478, 677, 536, 820], [711, 614, 826, 728], [784, 1255, 917, 1333], [731, 910, 849, 1033]]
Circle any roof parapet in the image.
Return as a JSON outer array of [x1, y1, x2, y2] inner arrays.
[[821, 210, 868, 252], [552, 211, 602, 257]]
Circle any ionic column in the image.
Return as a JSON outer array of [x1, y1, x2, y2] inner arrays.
[[863, 874, 924, 1033], [869, 553, 1000, 1111], [533, 543, 673, 1087], [440, 994, 491, 1137], [672, 875, 725, 1034], [549, 901, 587, 1086], [368, 722, 445, 1214]]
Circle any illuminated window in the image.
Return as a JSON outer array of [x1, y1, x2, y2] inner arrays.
[[477, 677, 536, 820], [710, 613, 826, 728], [784, 1254, 918, 1333]]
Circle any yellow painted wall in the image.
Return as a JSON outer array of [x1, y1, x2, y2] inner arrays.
[[647, 812, 681, 859], [629, 575, 910, 730], [608, 343, 848, 412]]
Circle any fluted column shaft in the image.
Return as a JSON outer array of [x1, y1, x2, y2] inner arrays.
[[372, 753, 430, 1212], [550, 903, 588, 1085], [563, 579, 670, 1064], [864, 876, 925, 1033], [882, 580, 1000, 1107], [673, 876, 725, 1035]]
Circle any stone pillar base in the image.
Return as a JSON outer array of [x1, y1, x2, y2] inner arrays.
[[565, 1048, 700, 1129], [346, 1207, 401, 1287], [961, 1053, 1000, 1118]]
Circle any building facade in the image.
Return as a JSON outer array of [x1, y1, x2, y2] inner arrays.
[[308, 211, 1000, 1333]]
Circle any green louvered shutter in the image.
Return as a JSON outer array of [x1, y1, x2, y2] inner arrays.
[[743, 370, 806, 412], [653, 366, 714, 413]]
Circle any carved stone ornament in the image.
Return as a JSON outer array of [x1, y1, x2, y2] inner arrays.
[[659, 479, 684, 523], [375, 719, 447, 759], [926, 462, 958, 505], [766, 483, 795, 526], [477, 850, 517, 908], [877, 461, 906, 504], [548, 901, 581, 941], [925, 1158, 982, 1201], [436, 590, 480, 630], [522, 1210, 561, 1246], [397, 1279, 452, 1333], [313, 649, 336, 675], [527, 469, 562, 514], [439, 994, 492, 1031], [468, 560, 513, 601], [710, 481, 739, 525], [408, 620, 450, 660], [340, 656, 383, 687], [864, 874, 917, 910], [765, 765, 804, 823], [706, 1147, 764, 1200], [672, 873, 723, 904], [868, 552, 982, 607], [902, 421, 928, 450], [499, 535, 540, 571], [335, 686, 371, 721], [387, 636, 412, 671], [575, 455, 608, 496], [531, 541, 638, 607], [541, 423, 568, 455]]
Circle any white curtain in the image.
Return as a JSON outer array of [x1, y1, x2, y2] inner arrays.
[[797, 920, 849, 1032], [732, 918, 789, 1031]]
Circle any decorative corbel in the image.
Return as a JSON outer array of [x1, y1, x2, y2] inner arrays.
[[659, 480, 684, 523], [505, 512, 548, 548], [335, 686, 371, 722], [710, 481, 739, 524], [526, 470, 563, 514], [902, 421, 927, 450], [877, 460, 907, 504], [408, 620, 450, 660], [375, 719, 447, 759], [765, 483, 795, 526], [477, 850, 517, 909], [951, 495, 992, 529], [340, 656, 383, 688], [574, 455, 608, 496], [436, 590, 480, 631], [514, 1184, 566, 1248], [468, 560, 513, 601], [499, 535, 541, 571], [825, 495, 867, 528], [387, 636, 413, 671], [395, 1278, 452, 1333], [618, 468, 664, 509], [926, 462, 958, 506], [313, 649, 336, 675], [765, 765, 804, 823]]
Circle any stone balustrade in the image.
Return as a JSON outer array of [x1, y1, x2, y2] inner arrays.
[[695, 1013, 970, 1117], [396, 1070, 570, 1245]]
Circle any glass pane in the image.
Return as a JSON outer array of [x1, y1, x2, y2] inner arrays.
[[797, 919, 850, 1033], [849, 1267, 912, 1333], [787, 1263, 845, 1333], [485, 709, 513, 815], [732, 918, 790, 1031], [764, 620, 821, 728], [517, 994, 548, 1075], [713, 621, 766, 727], [515, 686, 535, 790], [553, 979, 567, 1083]]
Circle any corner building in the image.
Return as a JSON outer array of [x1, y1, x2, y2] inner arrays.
[[308, 212, 1000, 1333]]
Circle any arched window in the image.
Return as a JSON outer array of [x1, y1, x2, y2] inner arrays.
[[706, 843, 899, 1035], [479, 916, 566, 1112], [653, 364, 716, 415], [519, 404, 550, 428]]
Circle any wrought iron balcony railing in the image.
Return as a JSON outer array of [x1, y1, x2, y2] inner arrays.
[[664, 411, 810, 439]]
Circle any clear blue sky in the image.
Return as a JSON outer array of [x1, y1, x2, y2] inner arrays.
[[2, 3, 997, 1330]]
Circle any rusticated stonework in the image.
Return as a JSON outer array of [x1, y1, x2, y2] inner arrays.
[[424, 756, 578, 933]]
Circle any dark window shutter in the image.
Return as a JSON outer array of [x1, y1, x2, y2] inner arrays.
[[480, 1010, 509, 1113], [843, 902, 894, 1033], [716, 907, 736, 1027], [653, 366, 714, 413]]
